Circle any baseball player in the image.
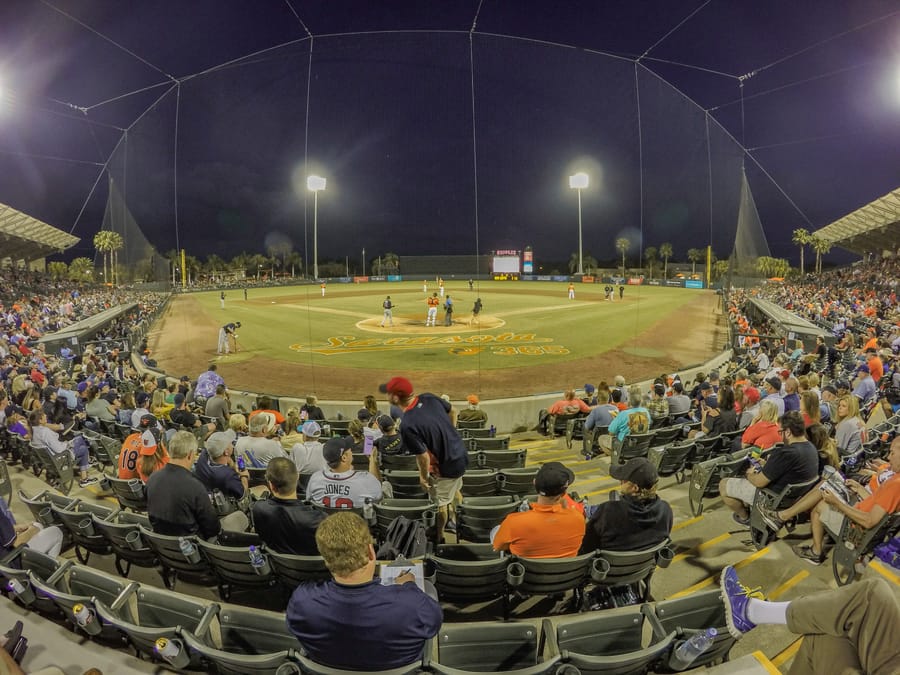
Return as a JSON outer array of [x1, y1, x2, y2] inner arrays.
[[438, 277, 445, 297], [306, 436, 383, 508], [217, 321, 241, 354], [380, 296, 394, 327], [568, 282, 575, 300], [426, 292, 439, 326]]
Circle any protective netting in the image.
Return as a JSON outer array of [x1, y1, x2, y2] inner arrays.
[[99, 31, 767, 278]]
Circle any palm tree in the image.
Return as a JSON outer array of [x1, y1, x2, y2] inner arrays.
[[568, 253, 578, 275], [615, 238, 629, 276], [108, 231, 123, 285], [93, 231, 114, 284], [792, 228, 810, 275], [811, 236, 832, 274], [68, 257, 94, 282], [47, 261, 68, 280], [583, 254, 598, 276], [659, 242, 673, 279], [713, 259, 730, 281], [383, 252, 400, 273], [644, 246, 657, 279], [687, 248, 704, 277]]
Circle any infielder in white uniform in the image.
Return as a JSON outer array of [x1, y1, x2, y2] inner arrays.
[[306, 436, 383, 508], [217, 321, 241, 354]]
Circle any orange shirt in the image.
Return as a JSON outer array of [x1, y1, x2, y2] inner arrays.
[[858, 474, 900, 515], [867, 356, 884, 383], [118, 433, 142, 480], [492, 502, 585, 558]]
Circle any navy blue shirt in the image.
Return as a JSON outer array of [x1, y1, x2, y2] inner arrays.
[[286, 578, 441, 670], [399, 394, 468, 478], [193, 449, 245, 500]]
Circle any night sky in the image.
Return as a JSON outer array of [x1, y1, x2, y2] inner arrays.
[[1, 1, 899, 272]]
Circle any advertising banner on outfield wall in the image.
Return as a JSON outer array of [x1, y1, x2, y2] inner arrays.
[[647, 279, 661, 286], [627, 277, 643, 285], [582, 276, 595, 283], [666, 280, 684, 287], [387, 275, 403, 282], [685, 280, 705, 289], [353, 276, 370, 283]]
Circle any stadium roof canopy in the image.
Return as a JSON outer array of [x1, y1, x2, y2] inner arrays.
[[813, 188, 900, 257], [0, 202, 80, 264]]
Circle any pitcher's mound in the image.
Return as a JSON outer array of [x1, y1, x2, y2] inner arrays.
[[357, 315, 505, 334]]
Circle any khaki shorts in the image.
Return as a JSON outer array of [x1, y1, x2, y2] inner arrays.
[[820, 504, 846, 535], [721, 477, 757, 505], [433, 475, 464, 507]]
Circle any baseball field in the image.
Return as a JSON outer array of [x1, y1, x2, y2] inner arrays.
[[148, 280, 727, 400]]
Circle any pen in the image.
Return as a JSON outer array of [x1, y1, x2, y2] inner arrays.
[[398, 568, 412, 576]]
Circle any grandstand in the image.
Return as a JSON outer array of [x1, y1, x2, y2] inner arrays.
[[813, 187, 900, 257], [0, 203, 79, 268]]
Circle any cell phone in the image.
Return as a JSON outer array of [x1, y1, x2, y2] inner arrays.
[[363, 436, 374, 456], [236, 456, 245, 471]]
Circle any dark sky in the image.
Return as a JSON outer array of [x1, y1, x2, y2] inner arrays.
[[1, 1, 899, 271]]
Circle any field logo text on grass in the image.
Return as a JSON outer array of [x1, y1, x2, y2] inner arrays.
[[289, 332, 568, 356]]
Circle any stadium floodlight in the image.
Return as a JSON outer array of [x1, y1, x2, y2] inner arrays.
[[307, 175, 327, 280], [569, 172, 589, 276]]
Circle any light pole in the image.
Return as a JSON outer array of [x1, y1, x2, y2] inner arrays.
[[362, 248, 366, 276], [568, 172, 589, 276], [307, 175, 327, 280]]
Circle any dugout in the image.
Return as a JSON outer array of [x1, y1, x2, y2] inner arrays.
[[36, 303, 139, 357], [745, 298, 830, 348]]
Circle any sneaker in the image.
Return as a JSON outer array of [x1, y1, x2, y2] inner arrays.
[[720, 565, 764, 639], [732, 512, 750, 527], [78, 477, 98, 487], [792, 544, 826, 566], [758, 506, 784, 532]]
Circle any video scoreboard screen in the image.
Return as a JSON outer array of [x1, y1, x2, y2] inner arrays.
[[492, 249, 520, 274]]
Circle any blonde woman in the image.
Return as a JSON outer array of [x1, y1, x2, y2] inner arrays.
[[741, 399, 782, 451], [834, 395, 866, 457], [281, 407, 305, 449], [800, 390, 821, 428], [150, 389, 174, 422], [225, 413, 248, 444]]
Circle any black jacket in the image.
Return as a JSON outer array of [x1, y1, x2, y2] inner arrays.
[[146, 463, 221, 539], [251, 496, 325, 555], [580, 494, 673, 553]]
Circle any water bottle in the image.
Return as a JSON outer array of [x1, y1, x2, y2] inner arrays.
[[248, 545, 271, 575], [73, 603, 101, 635], [179, 537, 200, 563], [154, 637, 190, 668], [363, 497, 375, 522], [237, 456, 245, 471], [489, 424, 496, 438], [669, 628, 717, 670]]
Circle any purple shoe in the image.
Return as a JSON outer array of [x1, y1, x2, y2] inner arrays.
[[720, 565, 764, 639]]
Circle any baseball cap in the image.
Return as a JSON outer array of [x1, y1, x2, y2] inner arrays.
[[653, 383, 666, 396], [466, 394, 480, 405], [376, 414, 395, 432], [699, 381, 713, 392], [323, 436, 354, 466], [857, 363, 870, 373], [534, 461, 574, 497], [135, 391, 150, 406], [378, 377, 413, 398], [138, 413, 158, 429], [584, 384, 595, 394], [103, 391, 119, 404], [610, 457, 659, 489], [173, 393, 186, 406], [139, 429, 159, 456], [743, 386, 761, 405], [704, 395, 719, 409], [765, 376, 782, 391], [822, 384, 837, 395], [76, 381, 89, 393], [357, 408, 373, 421], [204, 432, 232, 459], [835, 378, 851, 390], [301, 420, 322, 438], [250, 411, 277, 435]]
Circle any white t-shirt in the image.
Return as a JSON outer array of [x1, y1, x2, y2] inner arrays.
[[289, 440, 326, 475], [306, 468, 383, 508], [235, 435, 286, 467]]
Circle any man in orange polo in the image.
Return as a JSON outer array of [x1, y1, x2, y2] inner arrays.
[[491, 462, 585, 558]]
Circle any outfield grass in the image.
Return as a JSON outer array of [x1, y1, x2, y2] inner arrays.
[[189, 281, 710, 372]]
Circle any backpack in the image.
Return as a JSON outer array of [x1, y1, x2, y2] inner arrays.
[[376, 515, 428, 560], [627, 410, 650, 435]]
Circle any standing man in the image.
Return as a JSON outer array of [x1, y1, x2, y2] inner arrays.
[[380, 376, 468, 536], [443, 295, 454, 326], [426, 293, 439, 327], [469, 297, 483, 326], [220, 291, 225, 309], [217, 321, 241, 355], [381, 296, 394, 327], [243, 287, 248, 301], [568, 282, 575, 300], [438, 277, 445, 297], [320, 281, 326, 296], [468, 278, 474, 291], [619, 284, 625, 300]]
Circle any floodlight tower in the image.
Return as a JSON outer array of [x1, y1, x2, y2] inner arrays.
[[568, 172, 589, 275], [307, 175, 327, 280]]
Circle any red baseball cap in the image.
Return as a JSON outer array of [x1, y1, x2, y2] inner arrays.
[[378, 377, 413, 398]]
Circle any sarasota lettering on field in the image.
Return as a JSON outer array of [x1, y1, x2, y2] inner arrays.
[[289, 332, 569, 356]]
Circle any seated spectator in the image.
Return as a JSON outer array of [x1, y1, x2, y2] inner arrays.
[[235, 411, 286, 467], [137, 425, 169, 482], [118, 413, 158, 480], [0, 495, 64, 559], [249, 394, 286, 426], [782, 377, 800, 412], [193, 431, 250, 503], [691, 386, 737, 439], [300, 394, 326, 422], [834, 394, 867, 457], [646, 383, 669, 422], [150, 389, 173, 422], [762, 376, 785, 417], [720, 565, 900, 673], [547, 389, 591, 416], [580, 457, 672, 553], [253, 457, 325, 555], [28, 410, 96, 487], [289, 420, 326, 474], [583, 386, 617, 432], [130, 391, 151, 428], [852, 364, 877, 403], [280, 407, 304, 449], [117, 390, 135, 426], [819, 384, 838, 422], [306, 436, 383, 508], [456, 394, 487, 425], [84, 385, 117, 422], [737, 385, 761, 429], [720, 411, 818, 526], [224, 412, 247, 444], [667, 381, 693, 419], [582, 383, 598, 406], [790, 436, 900, 565], [204, 384, 231, 430], [169, 393, 216, 437], [740, 399, 782, 451], [286, 512, 441, 670], [346, 418, 366, 453], [610, 388, 627, 411], [598, 385, 650, 455], [492, 462, 585, 558], [800, 390, 821, 428], [146, 431, 228, 539]]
